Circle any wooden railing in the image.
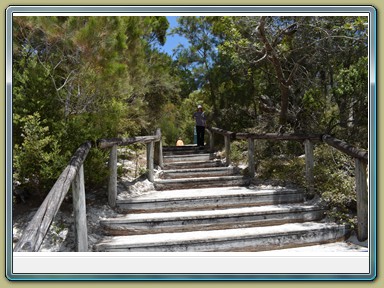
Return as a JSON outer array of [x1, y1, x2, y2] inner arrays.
[[97, 128, 163, 208], [14, 141, 92, 252], [14, 129, 163, 252], [207, 127, 369, 241]]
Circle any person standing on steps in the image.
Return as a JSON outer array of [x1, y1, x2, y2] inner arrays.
[[193, 104, 206, 149]]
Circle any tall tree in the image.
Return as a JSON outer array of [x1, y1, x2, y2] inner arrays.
[[172, 16, 221, 118], [211, 16, 368, 138], [12, 16, 178, 195]]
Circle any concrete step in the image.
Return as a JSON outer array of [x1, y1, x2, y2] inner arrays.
[[154, 175, 250, 190], [163, 160, 223, 170], [116, 186, 305, 213], [94, 222, 349, 252], [160, 167, 238, 179], [163, 146, 210, 155], [163, 153, 213, 163], [101, 204, 325, 236]]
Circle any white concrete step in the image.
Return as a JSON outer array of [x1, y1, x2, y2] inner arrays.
[[94, 222, 349, 252], [163, 146, 210, 155], [163, 153, 213, 163], [101, 204, 325, 235], [163, 160, 223, 169], [160, 167, 238, 179], [154, 175, 250, 190], [116, 186, 305, 213]]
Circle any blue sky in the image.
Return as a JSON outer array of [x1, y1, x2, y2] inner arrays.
[[157, 16, 189, 58]]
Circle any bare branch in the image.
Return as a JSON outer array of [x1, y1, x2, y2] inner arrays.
[[56, 70, 75, 91]]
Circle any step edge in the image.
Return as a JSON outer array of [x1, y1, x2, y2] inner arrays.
[[116, 189, 304, 204], [95, 223, 348, 249], [101, 206, 325, 224]]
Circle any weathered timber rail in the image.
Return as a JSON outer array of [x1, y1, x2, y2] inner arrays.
[[14, 141, 92, 252], [97, 128, 163, 208], [14, 129, 162, 252], [206, 127, 369, 241]]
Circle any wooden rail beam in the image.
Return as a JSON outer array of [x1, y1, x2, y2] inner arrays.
[[236, 132, 322, 141], [14, 141, 92, 252], [209, 127, 235, 136], [98, 135, 160, 149], [322, 135, 368, 163]]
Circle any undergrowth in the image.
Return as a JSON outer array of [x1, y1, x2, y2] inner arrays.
[[230, 141, 358, 229]]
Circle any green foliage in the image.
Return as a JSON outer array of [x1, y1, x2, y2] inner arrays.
[[257, 142, 357, 227], [229, 141, 248, 166], [83, 149, 110, 189], [159, 103, 180, 146], [258, 154, 306, 187], [12, 16, 178, 199], [331, 56, 368, 148], [13, 113, 67, 196], [313, 145, 356, 226], [158, 90, 212, 145]]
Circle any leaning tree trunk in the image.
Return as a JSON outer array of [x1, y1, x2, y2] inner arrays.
[[279, 83, 290, 126], [257, 16, 300, 127]]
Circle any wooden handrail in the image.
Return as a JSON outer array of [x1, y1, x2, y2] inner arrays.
[[322, 134, 368, 163], [14, 128, 164, 252], [98, 129, 163, 207], [14, 141, 92, 252], [236, 132, 322, 141], [97, 134, 161, 149], [207, 127, 322, 141], [209, 127, 235, 136]]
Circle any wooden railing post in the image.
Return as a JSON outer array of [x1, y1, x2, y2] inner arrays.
[[108, 145, 117, 208], [205, 128, 214, 153], [71, 164, 88, 252], [210, 132, 214, 153], [147, 141, 154, 182], [156, 128, 163, 168], [224, 134, 231, 166], [355, 158, 368, 241], [248, 138, 255, 178], [304, 140, 315, 197]]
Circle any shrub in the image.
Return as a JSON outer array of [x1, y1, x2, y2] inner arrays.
[[258, 154, 306, 187], [313, 145, 356, 227], [13, 113, 67, 198], [229, 140, 248, 166], [256, 142, 357, 227]]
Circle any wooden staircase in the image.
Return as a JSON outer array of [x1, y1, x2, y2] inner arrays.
[[94, 146, 350, 252]]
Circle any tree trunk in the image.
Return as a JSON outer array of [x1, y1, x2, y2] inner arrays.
[[257, 16, 300, 127], [279, 83, 289, 125]]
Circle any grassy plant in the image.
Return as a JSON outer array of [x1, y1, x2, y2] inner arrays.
[[258, 155, 306, 186], [313, 145, 356, 228], [257, 142, 357, 228], [229, 140, 248, 166]]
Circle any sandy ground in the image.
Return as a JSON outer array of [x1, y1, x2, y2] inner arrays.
[[12, 147, 154, 252]]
